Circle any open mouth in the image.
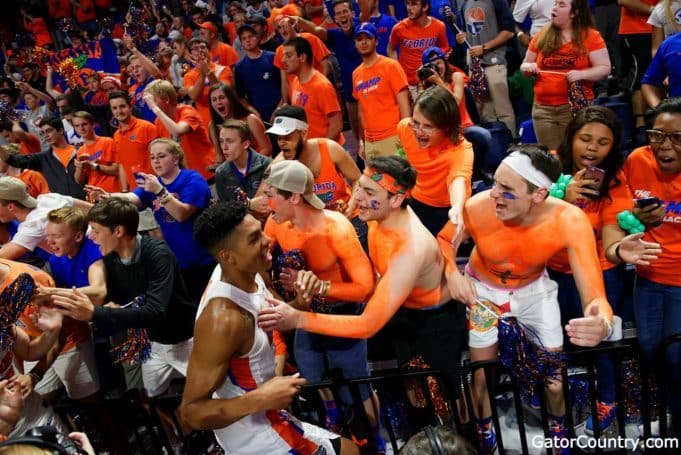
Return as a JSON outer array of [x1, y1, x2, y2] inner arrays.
[[580, 155, 598, 167], [417, 137, 429, 147]]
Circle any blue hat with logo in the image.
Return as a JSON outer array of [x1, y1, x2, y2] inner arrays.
[[422, 46, 447, 64], [354, 22, 377, 39]]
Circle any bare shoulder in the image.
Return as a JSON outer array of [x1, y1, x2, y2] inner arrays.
[[195, 297, 250, 338]]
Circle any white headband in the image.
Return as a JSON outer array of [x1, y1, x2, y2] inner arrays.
[[501, 152, 553, 189]]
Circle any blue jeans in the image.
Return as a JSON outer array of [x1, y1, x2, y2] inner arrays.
[[549, 267, 625, 404], [634, 276, 681, 435]]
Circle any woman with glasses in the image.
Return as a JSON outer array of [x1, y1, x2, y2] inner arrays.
[[396, 85, 473, 236], [548, 106, 661, 434], [611, 97, 681, 438]]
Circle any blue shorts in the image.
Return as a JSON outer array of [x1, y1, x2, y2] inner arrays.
[[294, 327, 372, 405]]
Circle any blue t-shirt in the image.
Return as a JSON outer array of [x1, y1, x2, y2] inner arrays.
[[133, 169, 214, 270], [430, 0, 458, 46], [132, 77, 157, 123], [327, 26, 363, 102], [234, 51, 282, 122], [642, 33, 681, 98], [49, 238, 102, 288], [370, 14, 399, 56]]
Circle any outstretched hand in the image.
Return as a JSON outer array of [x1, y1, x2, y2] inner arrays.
[[51, 287, 95, 322], [257, 297, 301, 332], [616, 233, 661, 265]]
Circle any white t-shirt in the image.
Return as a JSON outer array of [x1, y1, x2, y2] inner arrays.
[[513, 0, 554, 36], [12, 193, 74, 252], [648, 1, 681, 39]]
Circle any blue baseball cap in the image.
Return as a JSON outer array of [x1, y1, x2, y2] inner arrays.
[[422, 46, 447, 64], [354, 22, 377, 39]]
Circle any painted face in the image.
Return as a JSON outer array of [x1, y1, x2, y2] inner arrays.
[[551, 0, 573, 29], [570, 121, 614, 171], [228, 214, 272, 273], [275, 130, 304, 160], [281, 45, 301, 74], [333, 3, 354, 32], [209, 89, 231, 119], [354, 34, 377, 56], [264, 185, 295, 224], [46, 222, 83, 258], [354, 174, 394, 222], [40, 124, 63, 147], [109, 97, 132, 124], [489, 164, 539, 223], [406, 0, 426, 20], [649, 112, 681, 174], [219, 127, 249, 162], [71, 116, 94, 139], [410, 106, 447, 149], [88, 222, 119, 256], [149, 142, 179, 178]]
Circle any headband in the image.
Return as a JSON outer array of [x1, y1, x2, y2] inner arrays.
[[501, 151, 553, 189], [363, 167, 412, 198]]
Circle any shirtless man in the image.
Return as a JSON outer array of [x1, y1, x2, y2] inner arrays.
[[180, 202, 358, 455], [258, 155, 466, 399], [440, 145, 615, 452]]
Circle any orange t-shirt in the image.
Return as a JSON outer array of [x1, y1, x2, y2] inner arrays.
[[389, 18, 448, 84], [312, 139, 352, 209], [619, 0, 656, 34], [529, 27, 606, 106], [155, 105, 214, 180], [622, 146, 681, 286], [353, 56, 409, 141], [74, 0, 96, 24], [548, 171, 631, 273], [264, 210, 374, 303], [5, 259, 90, 355], [447, 67, 474, 128], [25, 18, 53, 48], [210, 41, 240, 67], [274, 32, 331, 95], [113, 117, 159, 190], [17, 170, 49, 198], [290, 71, 343, 143], [183, 64, 234, 128], [19, 133, 42, 155], [396, 118, 474, 207], [301, 215, 446, 338], [464, 192, 609, 313], [52, 145, 76, 169], [48, 0, 72, 19], [77, 136, 121, 193]]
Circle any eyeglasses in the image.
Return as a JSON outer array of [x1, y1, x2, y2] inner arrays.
[[408, 120, 436, 136], [646, 130, 681, 146]]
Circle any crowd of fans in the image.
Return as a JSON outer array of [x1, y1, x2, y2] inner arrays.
[[0, 0, 678, 453]]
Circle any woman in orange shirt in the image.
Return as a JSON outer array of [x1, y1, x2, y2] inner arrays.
[[548, 106, 659, 433], [615, 98, 681, 437], [520, 0, 611, 150], [397, 85, 473, 236], [208, 83, 272, 168]]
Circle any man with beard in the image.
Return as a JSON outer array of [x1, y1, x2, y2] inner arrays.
[[262, 106, 360, 214], [388, 0, 448, 98], [352, 23, 410, 160]]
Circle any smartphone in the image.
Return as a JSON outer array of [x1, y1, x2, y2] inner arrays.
[[635, 196, 661, 208], [583, 166, 605, 199]]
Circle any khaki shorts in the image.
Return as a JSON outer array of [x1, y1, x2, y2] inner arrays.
[[364, 135, 401, 161]]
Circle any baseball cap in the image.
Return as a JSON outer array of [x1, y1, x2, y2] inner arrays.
[[422, 46, 446, 64], [265, 116, 309, 136], [266, 160, 325, 210], [248, 14, 268, 26], [354, 22, 377, 39], [199, 22, 218, 34], [0, 176, 37, 209]]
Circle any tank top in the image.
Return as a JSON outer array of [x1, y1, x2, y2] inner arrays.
[[196, 266, 335, 454], [313, 139, 351, 210]]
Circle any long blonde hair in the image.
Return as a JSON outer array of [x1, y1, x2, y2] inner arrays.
[[535, 0, 595, 56]]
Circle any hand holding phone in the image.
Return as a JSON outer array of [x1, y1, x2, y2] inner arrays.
[[635, 196, 661, 209], [634, 196, 663, 227]]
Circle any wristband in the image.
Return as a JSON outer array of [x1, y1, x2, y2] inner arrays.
[[615, 242, 624, 262], [29, 369, 44, 384], [155, 187, 167, 197]]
